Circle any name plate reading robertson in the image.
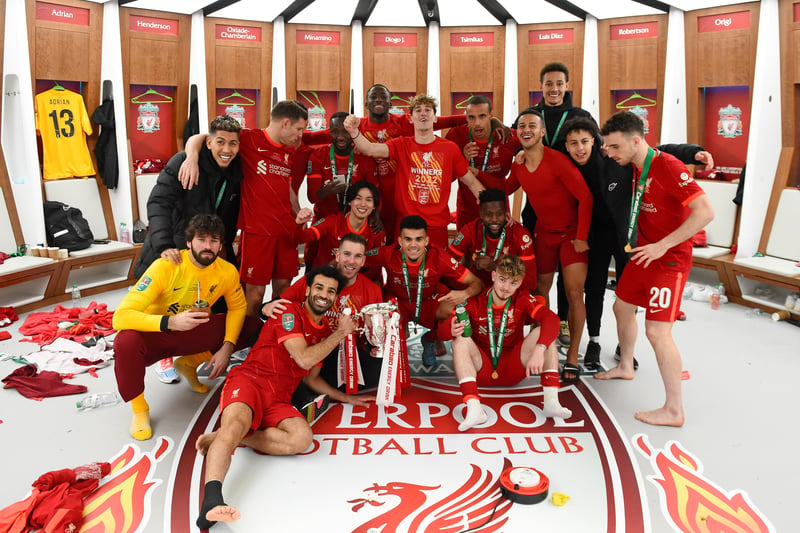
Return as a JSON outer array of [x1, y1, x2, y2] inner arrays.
[[216, 24, 262, 42], [297, 30, 340, 45], [129, 15, 179, 36], [698, 11, 750, 32], [529, 29, 574, 44], [36, 2, 90, 26], [374, 33, 417, 47], [450, 32, 494, 47], [610, 21, 658, 40]]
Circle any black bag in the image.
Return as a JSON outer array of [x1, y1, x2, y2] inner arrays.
[[44, 201, 94, 251]]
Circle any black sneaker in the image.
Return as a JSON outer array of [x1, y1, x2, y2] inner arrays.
[[614, 344, 638, 370], [584, 341, 601, 369], [300, 394, 330, 423]]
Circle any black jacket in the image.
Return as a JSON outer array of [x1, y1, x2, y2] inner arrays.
[[91, 99, 118, 189], [531, 92, 596, 153], [133, 144, 243, 277], [579, 143, 706, 249]]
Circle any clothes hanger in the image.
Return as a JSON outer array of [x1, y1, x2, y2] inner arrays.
[[52, 81, 65, 91], [454, 93, 478, 110], [217, 89, 255, 106], [131, 87, 173, 104], [616, 91, 657, 109]]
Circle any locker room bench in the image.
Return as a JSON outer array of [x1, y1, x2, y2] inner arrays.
[[727, 187, 800, 314], [691, 180, 739, 288], [0, 185, 61, 312], [43, 178, 139, 298]]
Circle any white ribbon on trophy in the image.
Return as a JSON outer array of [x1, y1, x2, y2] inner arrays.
[[337, 308, 364, 393]]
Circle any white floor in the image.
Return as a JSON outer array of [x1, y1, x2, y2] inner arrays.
[[0, 268, 797, 532]]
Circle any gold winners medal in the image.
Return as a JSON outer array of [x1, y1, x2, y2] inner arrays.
[[624, 243, 632, 253], [491, 371, 499, 380]]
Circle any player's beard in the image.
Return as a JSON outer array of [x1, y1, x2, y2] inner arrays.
[[191, 246, 218, 267]]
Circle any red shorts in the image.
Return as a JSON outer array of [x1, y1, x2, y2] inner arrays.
[[220, 366, 302, 435], [533, 228, 588, 275], [397, 298, 440, 331], [616, 260, 688, 322], [239, 231, 299, 285], [475, 343, 526, 387]]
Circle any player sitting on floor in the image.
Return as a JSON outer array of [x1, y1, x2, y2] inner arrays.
[[195, 265, 356, 529], [438, 254, 572, 431]]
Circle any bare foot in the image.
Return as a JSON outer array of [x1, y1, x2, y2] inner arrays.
[[205, 504, 241, 523], [594, 365, 635, 380], [434, 339, 447, 356], [635, 407, 685, 427], [195, 431, 218, 456]]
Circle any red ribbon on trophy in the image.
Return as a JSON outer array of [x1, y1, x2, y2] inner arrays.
[[377, 311, 402, 406], [337, 308, 362, 394]]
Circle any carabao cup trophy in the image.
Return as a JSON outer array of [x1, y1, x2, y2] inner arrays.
[[358, 301, 404, 405]]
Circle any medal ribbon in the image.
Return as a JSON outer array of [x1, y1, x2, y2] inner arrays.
[[468, 129, 493, 171], [542, 111, 568, 147], [481, 225, 507, 261], [330, 145, 355, 210], [214, 181, 227, 211], [401, 251, 425, 326], [625, 147, 656, 251], [487, 291, 511, 370]]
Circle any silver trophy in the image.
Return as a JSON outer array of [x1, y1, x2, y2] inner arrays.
[[358, 301, 399, 358]]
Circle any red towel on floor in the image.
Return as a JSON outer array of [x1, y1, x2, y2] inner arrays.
[[0, 462, 110, 533], [1, 364, 87, 399], [19, 303, 115, 345], [0, 307, 18, 328]]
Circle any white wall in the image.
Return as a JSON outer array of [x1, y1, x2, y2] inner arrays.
[[737, 0, 782, 258], [2, 0, 46, 245], [100, 0, 132, 231], [660, 7, 688, 144], [580, 15, 600, 123]]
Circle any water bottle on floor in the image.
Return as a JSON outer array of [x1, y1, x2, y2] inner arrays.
[[76, 392, 119, 410], [71, 284, 82, 308]]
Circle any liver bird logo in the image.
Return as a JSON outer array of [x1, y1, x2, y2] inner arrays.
[[347, 458, 513, 533]]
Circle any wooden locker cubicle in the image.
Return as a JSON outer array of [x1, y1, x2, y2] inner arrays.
[[362, 27, 428, 111], [26, 0, 107, 223], [285, 24, 351, 125], [517, 22, 585, 111], [779, 0, 800, 188], [204, 18, 273, 129], [685, 3, 758, 147], [119, 7, 191, 224], [597, 14, 668, 143], [438, 26, 505, 118]]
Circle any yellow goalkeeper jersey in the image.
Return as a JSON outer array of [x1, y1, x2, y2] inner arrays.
[[35, 88, 96, 179]]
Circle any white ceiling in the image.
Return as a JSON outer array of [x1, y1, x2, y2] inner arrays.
[[109, 0, 758, 26]]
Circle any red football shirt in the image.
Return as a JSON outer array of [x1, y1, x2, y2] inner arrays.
[[438, 289, 558, 354], [243, 301, 331, 400], [282, 274, 382, 329], [635, 151, 705, 271], [297, 213, 386, 270], [307, 145, 378, 219], [237, 128, 296, 236], [371, 245, 469, 305], [385, 136, 469, 228], [506, 147, 593, 241], [445, 125, 521, 227], [448, 219, 537, 290]]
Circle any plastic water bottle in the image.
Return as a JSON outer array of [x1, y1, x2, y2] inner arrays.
[[744, 308, 764, 319], [76, 392, 119, 410], [456, 304, 472, 337], [71, 284, 82, 307], [119, 222, 131, 244], [710, 286, 720, 310]]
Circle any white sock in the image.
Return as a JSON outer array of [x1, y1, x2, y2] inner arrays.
[[590, 336, 599, 343], [542, 387, 572, 419], [459, 398, 488, 431]]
